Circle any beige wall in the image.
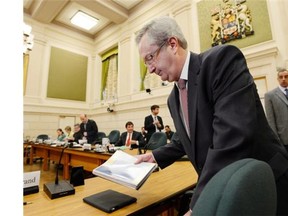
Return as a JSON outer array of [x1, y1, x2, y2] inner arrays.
[[23, 0, 288, 140]]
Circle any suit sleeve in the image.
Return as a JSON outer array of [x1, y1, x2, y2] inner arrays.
[[87, 120, 98, 138], [115, 133, 125, 146], [264, 92, 277, 134], [144, 116, 155, 131], [190, 45, 258, 209], [157, 117, 164, 131], [135, 132, 145, 147], [152, 134, 186, 168]]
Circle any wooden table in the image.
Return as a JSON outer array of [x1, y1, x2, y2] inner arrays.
[[24, 160, 197, 216], [29, 143, 112, 179], [23, 142, 31, 164]]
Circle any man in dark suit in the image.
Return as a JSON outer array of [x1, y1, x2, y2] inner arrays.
[[164, 125, 174, 143], [144, 105, 164, 142], [66, 123, 83, 144], [79, 114, 98, 144], [264, 68, 288, 152], [135, 16, 288, 215], [115, 121, 145, 149]]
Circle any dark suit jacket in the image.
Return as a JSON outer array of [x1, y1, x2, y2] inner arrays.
[[152, 45, 288, 214], [73, 131, 83, 143], [144, 115, 164, 142], [80, 119, 98, 144], [115, 131, 145, 148], [264, 87, 288, 146]]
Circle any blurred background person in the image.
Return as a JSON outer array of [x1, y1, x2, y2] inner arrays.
[[264, 67, 288, 152], [66, 123, 83, 144], [141, 126, 148, 144], [144, 105, 164, 142], [115, 121, 145, 149], [165, 125, 174, 143], [64, 126, 74, 140], [79, 114, 98, 144], [56, 128, 66, 141]]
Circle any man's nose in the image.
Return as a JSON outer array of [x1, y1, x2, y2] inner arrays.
[[147, 65, 156, 74]]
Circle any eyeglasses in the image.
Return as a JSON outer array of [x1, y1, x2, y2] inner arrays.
[[144, 40, 167, 66]]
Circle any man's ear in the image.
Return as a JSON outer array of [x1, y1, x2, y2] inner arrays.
[[168, 37, 178, 53]]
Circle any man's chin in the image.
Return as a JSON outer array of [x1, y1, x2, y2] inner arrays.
[[160, 75, 168, 82]]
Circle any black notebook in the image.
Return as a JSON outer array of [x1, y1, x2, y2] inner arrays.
[[83, 189, 137, 213]]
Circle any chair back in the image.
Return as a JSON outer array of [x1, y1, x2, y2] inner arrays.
[[94, 132, 107, 144], [108, 130, 120, 144], [193, 158, 277, 216], [145, 132, 167, 150], [36, 134, 49, 141]]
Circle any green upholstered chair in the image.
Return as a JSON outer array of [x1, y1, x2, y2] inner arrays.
[[107, 130, 120, 144], [145, 132, 167, 151], [192, 158, 277, 216], [93, 132, 106, 144], [36, 134, 49, 142]]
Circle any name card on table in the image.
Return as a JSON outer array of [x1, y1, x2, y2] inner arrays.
[[23, 170, 40, 195]]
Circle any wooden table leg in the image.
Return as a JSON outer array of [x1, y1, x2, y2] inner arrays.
[[29, 145, 34, 165], [42, 149, 49, 171], [63, 153, 70, 180]]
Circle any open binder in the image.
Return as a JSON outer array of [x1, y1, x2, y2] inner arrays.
[[92, 150, 157, 190]]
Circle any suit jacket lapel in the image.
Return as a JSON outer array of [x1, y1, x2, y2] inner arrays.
[[187, 52, 200, 148], [167, 52, 200, 164], [275, 88, 288, 105]]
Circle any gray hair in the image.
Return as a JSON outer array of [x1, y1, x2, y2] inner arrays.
[[135, 16, 188, 49], [276, 67, 288, 73]]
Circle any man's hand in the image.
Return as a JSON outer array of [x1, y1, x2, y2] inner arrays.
[[135, 153, 155, 164], [184, 209, 192, 216]]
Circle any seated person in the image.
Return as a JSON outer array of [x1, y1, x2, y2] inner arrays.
[[115, 121, 145, 149], [64, 126, 74, 140], [66, 123, 83, 144], [141, 126, 148, 143], [56, 128, 66, 141], [165, 125, 174, 143]]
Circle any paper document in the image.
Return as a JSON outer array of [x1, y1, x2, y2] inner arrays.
[[92, 150, 157, 190]]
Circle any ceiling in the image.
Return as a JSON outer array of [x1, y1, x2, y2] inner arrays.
[[23, 0, 144, 39]]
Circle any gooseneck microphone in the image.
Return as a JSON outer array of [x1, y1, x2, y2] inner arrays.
[[55, 144, 69, 184], [43, 143, 75, 199]]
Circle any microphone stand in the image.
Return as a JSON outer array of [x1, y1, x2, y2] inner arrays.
[[55, 144, 68, 184], [43, 143, 75, 199]]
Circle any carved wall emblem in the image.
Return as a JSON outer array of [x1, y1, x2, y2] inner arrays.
[[210, 0, 254, 46]]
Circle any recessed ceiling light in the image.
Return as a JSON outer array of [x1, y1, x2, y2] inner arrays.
[[70, 10, 98, 30]]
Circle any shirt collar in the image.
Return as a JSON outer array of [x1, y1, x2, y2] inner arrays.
[[278, 86, 288, 94], [177, 52, 190, 89], [180, 52, 190, 80]]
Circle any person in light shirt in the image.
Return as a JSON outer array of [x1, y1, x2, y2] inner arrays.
[[56, 128, 66, 141], [64, 126, 74, 140]]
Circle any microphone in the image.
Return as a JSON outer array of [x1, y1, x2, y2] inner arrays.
[[55, 143, 68, 184], [43, 143, 75, 199]]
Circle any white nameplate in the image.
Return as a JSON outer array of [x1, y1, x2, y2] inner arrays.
[[23, 170, 40, 188]]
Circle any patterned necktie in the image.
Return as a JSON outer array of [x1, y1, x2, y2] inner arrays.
[[154, 116, 159, 132], [178, 79, 189, 130], [126, 133, 131, 146], [285, 89, 288, 99]]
